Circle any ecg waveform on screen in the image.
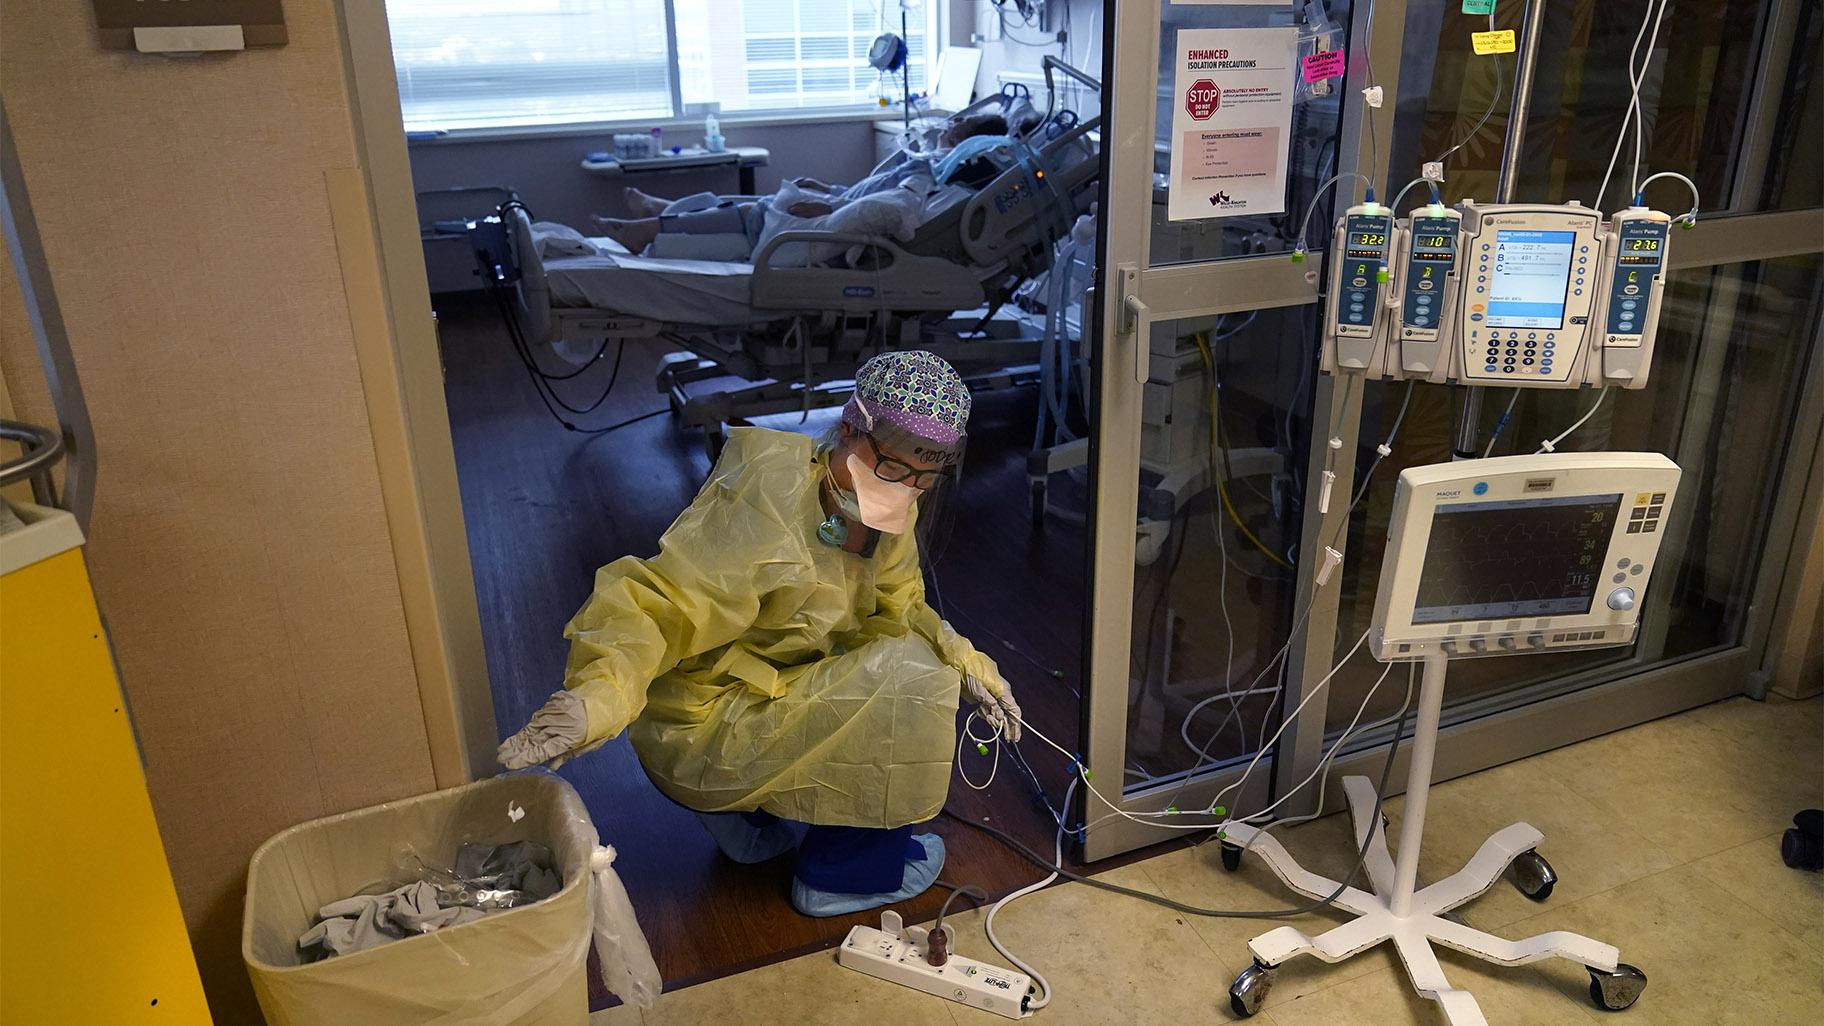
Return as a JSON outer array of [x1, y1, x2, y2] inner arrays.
[[1411, 497, 1620, 623]]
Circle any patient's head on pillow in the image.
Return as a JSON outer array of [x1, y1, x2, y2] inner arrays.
[[940, 113, 1008, 149]]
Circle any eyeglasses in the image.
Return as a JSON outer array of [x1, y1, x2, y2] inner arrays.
[[864, 433, 951, 489]]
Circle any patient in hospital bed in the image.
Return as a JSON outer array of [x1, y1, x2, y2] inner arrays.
[[589, 110, 1027, 263]]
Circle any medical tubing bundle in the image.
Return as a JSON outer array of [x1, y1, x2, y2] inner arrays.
[[1432, 12, 1504, 173], [1262, 662, 1417, 836], [1594, 0, 1673, 212], [1535, 387, 1611, 454], [1168, 380, 1416, 795], [1292, 174, 1375, 261], [945, 681, 1414, 922], [1483, 387, 1523, 458], [478, 212, 667, 434]]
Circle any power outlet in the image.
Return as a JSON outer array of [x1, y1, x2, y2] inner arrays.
[[837, 911, 1034, 1020]]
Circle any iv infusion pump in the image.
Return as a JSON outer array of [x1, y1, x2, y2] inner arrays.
[[1320, 201, 1673, 388]]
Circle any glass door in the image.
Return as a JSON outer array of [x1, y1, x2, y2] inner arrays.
[[1083, 0, 1824, 861], [1083, 0, 1384, 858]]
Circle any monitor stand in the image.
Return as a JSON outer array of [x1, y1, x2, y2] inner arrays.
[[1220, 651, 1648, 1026]]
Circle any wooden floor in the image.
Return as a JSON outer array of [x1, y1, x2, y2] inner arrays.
[[434, 294, 1166, 1004]]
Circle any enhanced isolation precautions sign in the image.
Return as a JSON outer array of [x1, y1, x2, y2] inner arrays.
[[1169, 27, 1297, 222]]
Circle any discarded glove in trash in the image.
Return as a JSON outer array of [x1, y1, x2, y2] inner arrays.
[[299, 841, 562, 960]]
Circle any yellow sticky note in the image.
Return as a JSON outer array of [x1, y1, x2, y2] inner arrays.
[[1472, 29, 1516, 55]]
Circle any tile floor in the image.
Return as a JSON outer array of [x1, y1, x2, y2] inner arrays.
[[590, 694, 1823, 1026]]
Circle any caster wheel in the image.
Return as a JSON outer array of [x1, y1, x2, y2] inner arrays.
[[1588, 963, 1646, 1011], [1511, 849, 1557, 902], [1228, 961, 1274, 1017], [1220, 841, 1243, 872]]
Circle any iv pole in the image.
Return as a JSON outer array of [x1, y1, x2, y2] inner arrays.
[[1454, 0, 1547, 458]]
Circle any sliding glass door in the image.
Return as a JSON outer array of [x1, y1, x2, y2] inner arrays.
[[1082, 0, 1823, 860]]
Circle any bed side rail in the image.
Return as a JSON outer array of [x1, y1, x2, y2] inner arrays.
[[750, 231, 984, 313]]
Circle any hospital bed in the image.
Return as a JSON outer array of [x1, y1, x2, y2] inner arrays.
[[488, 67, 1102, 454]]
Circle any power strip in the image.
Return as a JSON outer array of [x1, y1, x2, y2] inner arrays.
[[837, 911, 1034, 1020]]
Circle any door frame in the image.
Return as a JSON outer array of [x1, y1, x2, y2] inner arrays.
[[334, 1, 499, 784]]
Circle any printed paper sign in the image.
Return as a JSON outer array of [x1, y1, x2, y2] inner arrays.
[[1301, 48, 1345, 83], [1462, 0, 1496, 14], [1169, 27, 1297, 222], [1472, 29, 1516, 55]]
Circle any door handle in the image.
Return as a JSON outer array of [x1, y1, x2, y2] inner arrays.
[[1115, 262, 1149, 384]]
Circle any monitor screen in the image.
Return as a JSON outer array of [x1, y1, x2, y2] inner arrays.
[[1411, 493, 1621, 624], [1485, 229, 1576, 329]]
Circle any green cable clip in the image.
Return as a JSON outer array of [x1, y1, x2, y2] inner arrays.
[[1051, 669, 1065, 679], [1213, 805, 1227, 817], [1376, 267, 1391, 284], [1165, 805, 1178, 816], [976, 743, 989, 756], [1217, 829, 1228, 841], [1290, 248, 1306, 265]]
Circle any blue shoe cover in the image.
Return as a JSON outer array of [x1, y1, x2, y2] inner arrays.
[[790, 833, 946, 917], [694, 811, 804, 864]]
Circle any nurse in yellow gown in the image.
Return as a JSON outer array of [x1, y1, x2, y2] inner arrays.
[[499, 351, 1023, 916]]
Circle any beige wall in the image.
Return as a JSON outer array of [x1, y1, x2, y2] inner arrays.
[[1, 4, 440, 1021]]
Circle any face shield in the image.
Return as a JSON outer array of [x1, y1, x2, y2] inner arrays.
[[821, 407, 967, 560]]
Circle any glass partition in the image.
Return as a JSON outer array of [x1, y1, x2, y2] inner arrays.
[[1148, 1, 1360, 266], [1390, 0, 1771, 212], [1321, 252, 1822, 736], [1122, 309, 1316, 790]]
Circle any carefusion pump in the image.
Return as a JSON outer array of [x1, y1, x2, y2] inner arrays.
[[1321, 201, 1673, 389], [1226, 452, 1679, 1026]]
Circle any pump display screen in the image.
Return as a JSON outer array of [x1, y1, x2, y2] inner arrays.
[[1485, 229, 1576, 329], [1410, 493, 1621, 623], [1350, 231, 1388, 247], [1411, 233, 1455, 261]]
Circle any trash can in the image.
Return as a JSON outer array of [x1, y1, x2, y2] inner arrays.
[[243, 773, 599, 1026]]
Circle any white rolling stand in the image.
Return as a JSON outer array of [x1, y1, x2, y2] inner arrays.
[[1225, 453, 1681, 1026]]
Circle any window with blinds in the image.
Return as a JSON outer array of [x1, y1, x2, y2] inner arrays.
[[388, 0, 933, 132]]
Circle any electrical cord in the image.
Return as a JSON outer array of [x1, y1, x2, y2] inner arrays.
[[933, 883, 989, 940], [1194, 333, 1291, 569], [1230, 658, 1395, 834], [1259, 661, 1416, 836], [1167, 379, 1415, 806], [979, 777, 1077, 1010]]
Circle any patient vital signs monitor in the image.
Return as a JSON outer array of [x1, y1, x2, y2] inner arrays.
[[1321, 201, 1673, 389], [1370, 452, 1682, 661]]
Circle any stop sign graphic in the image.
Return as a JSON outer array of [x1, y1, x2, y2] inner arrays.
[[1185, 79, 1220, 121]]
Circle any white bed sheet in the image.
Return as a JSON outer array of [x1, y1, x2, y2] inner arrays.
[[545, 242, 764, 326]]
